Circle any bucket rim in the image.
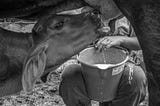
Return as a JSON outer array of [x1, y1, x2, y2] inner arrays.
[[77, 47, 129, 70]]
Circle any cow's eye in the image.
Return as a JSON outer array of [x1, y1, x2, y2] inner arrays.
[[54, 21, 64, 30]]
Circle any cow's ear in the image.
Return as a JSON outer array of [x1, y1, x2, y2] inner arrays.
[[22, 43, 48, 93]]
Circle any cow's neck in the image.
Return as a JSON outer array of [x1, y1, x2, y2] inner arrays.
[[0, 28, 33, 83], [0, 28, 33, 62]]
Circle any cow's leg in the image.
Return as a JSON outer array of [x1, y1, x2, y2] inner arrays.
[[59, 64, 91, 106]]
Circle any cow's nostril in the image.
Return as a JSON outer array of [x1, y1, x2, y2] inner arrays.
[[92, 10, 100, 15]]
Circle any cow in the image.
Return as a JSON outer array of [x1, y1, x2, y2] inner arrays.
[[0, 11, 101, 97]]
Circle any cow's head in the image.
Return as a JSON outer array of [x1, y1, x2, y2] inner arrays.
[[22, 11, 101, 92]]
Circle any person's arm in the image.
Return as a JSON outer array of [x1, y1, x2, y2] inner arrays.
[[120, 36, 141, 50], [96, 36, 141, 51]]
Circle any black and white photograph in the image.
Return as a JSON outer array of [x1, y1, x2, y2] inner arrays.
[[0, 0, 159, 106]]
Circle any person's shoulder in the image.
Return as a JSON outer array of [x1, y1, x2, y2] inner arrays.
[[116, 16, 130, 28]]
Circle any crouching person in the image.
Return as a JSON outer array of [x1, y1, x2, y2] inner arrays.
[[59, 37, 147, 106], [59, 16, 148, 106]]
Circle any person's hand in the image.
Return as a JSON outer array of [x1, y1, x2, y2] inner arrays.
[[97, 26, 111, 36], [95, 36, 125, 51]]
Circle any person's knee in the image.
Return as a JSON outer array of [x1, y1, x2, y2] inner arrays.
[[120, 64, 147, 95], [133, 65, 146, 85], [123, 64, 147, 99], [61, 64, 82, 79], [119, 65, 147, 101], [123, 64, 146, 85]]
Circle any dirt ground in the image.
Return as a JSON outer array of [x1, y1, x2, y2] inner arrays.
[[0, 20, 99, 106]]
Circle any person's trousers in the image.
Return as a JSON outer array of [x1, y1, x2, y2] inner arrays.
[[59, 63, 147, 106]]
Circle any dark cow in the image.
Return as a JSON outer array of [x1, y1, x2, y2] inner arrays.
[[113, 1, 160, 105], [0, 12, 101, 97]]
